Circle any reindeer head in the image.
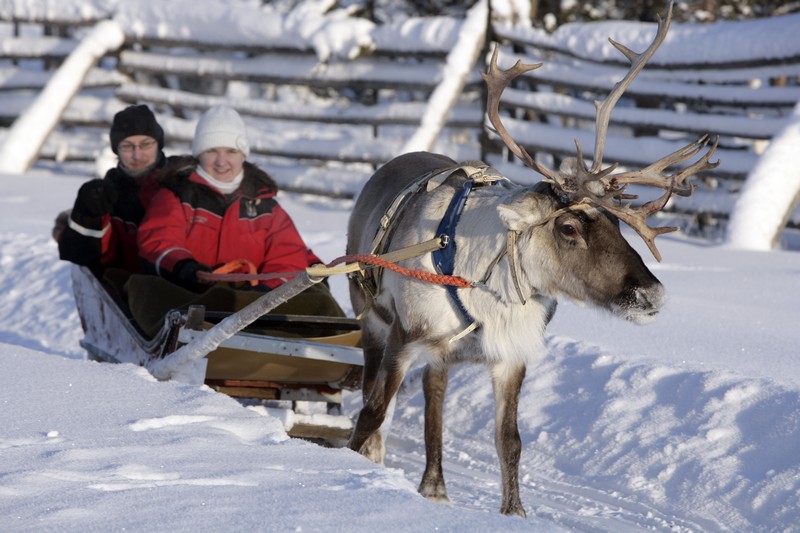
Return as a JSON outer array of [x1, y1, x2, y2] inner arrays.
[[482, 1, 719, 262]]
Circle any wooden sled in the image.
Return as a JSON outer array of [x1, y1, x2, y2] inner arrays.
[[71, 265, 363, 441]]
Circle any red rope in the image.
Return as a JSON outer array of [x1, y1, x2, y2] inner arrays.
[[196, 253, 473, 288], [329, 254, 473, 288]]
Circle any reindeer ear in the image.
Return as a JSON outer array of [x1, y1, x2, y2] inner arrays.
[[497, 191, 554, 232]]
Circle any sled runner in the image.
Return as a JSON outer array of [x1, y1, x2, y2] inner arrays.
[[71, 265, 363, 441]]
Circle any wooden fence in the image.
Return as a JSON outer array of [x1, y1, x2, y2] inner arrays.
[[1, 7, 799, 238], [0, 10, 486, 197]]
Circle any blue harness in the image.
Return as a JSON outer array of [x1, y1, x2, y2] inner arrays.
[[432, 180, 476, 324], [359, 163, 509, 339]]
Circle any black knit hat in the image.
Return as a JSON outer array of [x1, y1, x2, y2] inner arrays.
[[109, 105, 165, 154]]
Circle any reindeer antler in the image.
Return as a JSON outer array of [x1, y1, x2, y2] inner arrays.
[[483, 0, 720, 262], [481, 47, 558, 182], [588, 3, 673, 173]]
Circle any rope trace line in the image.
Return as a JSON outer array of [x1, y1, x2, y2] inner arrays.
[[197, 253, 474, 289]]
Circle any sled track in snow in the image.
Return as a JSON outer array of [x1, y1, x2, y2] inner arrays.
[[379, 360, 724, 532], [385, 430, 717, 532]]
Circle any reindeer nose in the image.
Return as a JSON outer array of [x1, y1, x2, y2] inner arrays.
[[617, 279, 665, 325]]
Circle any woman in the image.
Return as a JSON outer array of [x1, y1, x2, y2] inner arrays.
[[127, 105, 343, 338]]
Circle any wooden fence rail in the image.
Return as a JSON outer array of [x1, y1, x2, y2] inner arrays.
[[1, 7, 798, 238]]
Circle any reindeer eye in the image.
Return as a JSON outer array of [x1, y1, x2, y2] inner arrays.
[[559, 222, 579, 237]]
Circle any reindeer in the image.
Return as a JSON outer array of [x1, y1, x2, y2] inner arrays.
[[346, 2, 717, 517]]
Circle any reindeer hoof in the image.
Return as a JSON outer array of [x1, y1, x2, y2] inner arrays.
[[422, 493, 451, 505], [357, 431, 385, 464], [418, 479, 449, 504], [500, 501, 526, 518]]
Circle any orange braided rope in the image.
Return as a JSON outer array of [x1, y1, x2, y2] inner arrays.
[[328, 254, 473, 288], [197, 253, 473, 288]]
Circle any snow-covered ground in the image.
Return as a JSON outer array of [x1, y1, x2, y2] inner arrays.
[[1, 170, 799, 532], [2, 1, 800, 531]]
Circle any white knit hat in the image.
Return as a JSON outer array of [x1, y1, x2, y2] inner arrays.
[[192, 105, 250, 157]]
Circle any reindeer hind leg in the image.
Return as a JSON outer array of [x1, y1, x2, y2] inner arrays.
[[354, 325, 387, 463], [348, 314, 411, 464]]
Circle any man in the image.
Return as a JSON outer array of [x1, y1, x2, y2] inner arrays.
[[56, 105, 168, 276]]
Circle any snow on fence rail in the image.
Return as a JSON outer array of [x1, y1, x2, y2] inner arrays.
[[117, 50, 483, 92], [115, 84, 483, 128], [0, 6, 798, 243], [0, 8, 484, 196]]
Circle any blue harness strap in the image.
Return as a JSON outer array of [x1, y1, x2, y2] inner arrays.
[[432, 180, 476, 324]]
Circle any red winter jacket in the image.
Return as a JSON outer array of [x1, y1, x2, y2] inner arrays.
[[137, 159, 321, 290], [58, 155, 166, 275]]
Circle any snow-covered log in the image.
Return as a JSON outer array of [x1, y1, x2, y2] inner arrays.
[[0, 19, 124, 174], [402, 0, 488, 153], [725, 101, 800, 250]]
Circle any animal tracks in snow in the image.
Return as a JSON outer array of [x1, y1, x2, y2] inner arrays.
[[0, 431, 64, 450], [129, 414, 217, 432], [86, 463, 257, 492], [2, 411, 284, 498], [375, 334, 786, 532], [29, 462, 255, 493], [128, 413, 283, 444]]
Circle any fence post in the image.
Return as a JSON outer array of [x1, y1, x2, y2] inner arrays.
[[0, 19, 125, 174], [725, 101, 800, 250], [401, 0, 488, 153]]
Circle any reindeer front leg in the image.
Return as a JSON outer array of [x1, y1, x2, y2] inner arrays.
[[418, 363, 449, 503], [491, 361, 527, 517]]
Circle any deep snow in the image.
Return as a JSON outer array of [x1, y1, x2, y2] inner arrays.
[[2, 1, 800, 531], [1, 170, 799, 532]]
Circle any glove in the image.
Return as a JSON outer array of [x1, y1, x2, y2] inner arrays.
[[173, 260, 213, 292], [75, 179, 118, 218], [52, 209, 71, 241]]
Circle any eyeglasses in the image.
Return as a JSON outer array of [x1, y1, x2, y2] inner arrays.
[[117, 139, 157, 153]]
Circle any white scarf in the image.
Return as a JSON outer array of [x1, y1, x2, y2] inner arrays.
[[196, 166, 244, 195]]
